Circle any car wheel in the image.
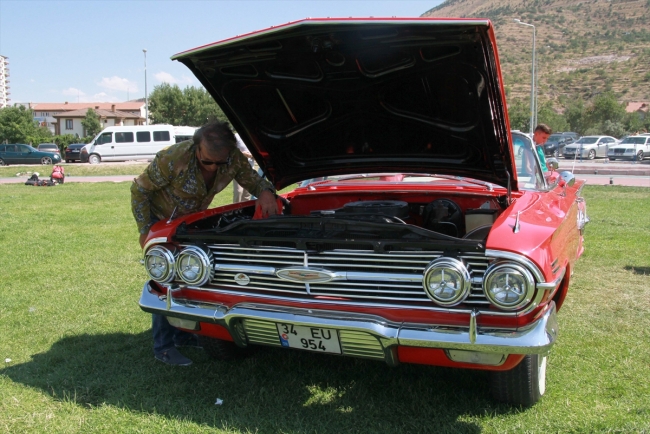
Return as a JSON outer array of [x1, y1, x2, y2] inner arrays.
[[587, 150, 596, 160], [489, 354, 547, 407], [41, 156, 53, 165], [609, 157, 616, 161], [88, 154, 101, 164], [552, 149, 559, 158], [66, 159, 71, 163], [0, 158, 5, 166], [199, 336, 256, 361], [637, 151, 644, 161]]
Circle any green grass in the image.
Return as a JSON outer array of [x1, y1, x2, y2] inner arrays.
[[0, 163, 150, 178], [0, 183, 649, 433]]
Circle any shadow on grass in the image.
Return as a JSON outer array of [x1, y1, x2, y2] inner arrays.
[[624, 265, 650, 275], [1, 331, 520, 432]]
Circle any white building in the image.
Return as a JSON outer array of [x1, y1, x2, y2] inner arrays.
[[14, 101, 147, 134], [0, 55, 9, 108], [52, 105, 145, 137]]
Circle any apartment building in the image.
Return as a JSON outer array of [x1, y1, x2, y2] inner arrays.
[[0, 55, 9, 108]]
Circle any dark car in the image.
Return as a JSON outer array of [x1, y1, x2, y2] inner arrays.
[[65, 143, 86, 163], [543, 132, 579, 157], [37, 143, 61, 156], [0, 144, 62, 165], [138, 18, 589, 407]]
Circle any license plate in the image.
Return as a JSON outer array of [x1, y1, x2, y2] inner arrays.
[[276, 323, 341, 354]]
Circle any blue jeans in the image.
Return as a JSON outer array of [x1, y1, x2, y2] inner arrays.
[[152, 313, 195, 355], [148, 213, 195, 355]]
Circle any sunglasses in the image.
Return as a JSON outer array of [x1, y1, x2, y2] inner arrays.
[[198, 147, 231, 166]]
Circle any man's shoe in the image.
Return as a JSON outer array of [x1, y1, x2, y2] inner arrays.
[[155, 348, 193, 366], [174, 334, 202, 349]]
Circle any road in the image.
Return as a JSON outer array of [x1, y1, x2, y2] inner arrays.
[[1, 159, 649, 187]]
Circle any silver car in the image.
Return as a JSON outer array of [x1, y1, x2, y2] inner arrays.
[[563, 136, 617, 160]]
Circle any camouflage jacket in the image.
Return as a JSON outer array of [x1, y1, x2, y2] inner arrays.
[[131, 139, 274, 234]]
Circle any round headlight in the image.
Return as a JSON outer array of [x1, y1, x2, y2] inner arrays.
[[483, 263, 535, 310], [175, 246, 212, 286], [144, 246, 175, 283], [423, 258, 471, 306]]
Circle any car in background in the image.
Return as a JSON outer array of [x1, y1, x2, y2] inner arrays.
[[37, 143, 61, 156], [607, 135, 650, 161], [137, 18, 589, 407], [0, 144, 62, 165], [563, 135, 617, 160], [65, 143, 86, 163], [543, 132, 579, 157]]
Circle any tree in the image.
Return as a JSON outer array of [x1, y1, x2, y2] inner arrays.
[[563, 99, 589, 135], [148, 83, 228, 126], [587, 92, 626, 127], [537, 100, 569, 133], [81, 109, 102, 138], [148, 83, 185, 125], [506, 98, 530, 132], [0, 105, 52, 144]]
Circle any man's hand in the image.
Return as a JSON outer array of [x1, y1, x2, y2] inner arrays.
[[139, 233, 148, 249], [255, 189, 279, 218]]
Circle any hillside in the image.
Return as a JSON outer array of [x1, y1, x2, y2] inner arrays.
[[422, 0, 650, 109]]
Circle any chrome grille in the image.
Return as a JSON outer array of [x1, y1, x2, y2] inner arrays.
[[206, 244, 492, 308]]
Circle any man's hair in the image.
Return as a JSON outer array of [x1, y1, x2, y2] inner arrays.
[[193, 120, 237, 153], [534, 124, 552, 135]]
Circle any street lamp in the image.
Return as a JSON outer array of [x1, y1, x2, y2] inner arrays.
[[143, 49, 148, 125], [514, 19, 536, 136]]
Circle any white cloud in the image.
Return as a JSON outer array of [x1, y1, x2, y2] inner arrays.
[[91, 92, 121, 103], [61, 87, 86, 97], [154, 71, 193, 85], [97, 76, 138, 92]]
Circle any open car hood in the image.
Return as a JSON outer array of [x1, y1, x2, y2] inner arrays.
[[173, 18, 516, 190]]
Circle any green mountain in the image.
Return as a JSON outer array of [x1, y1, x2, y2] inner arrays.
[[422, 0, 650, 110]]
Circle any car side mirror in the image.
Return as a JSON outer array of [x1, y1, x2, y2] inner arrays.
[[546, 158, 559, 171]]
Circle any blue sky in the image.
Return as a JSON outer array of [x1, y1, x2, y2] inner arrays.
[[0, 1, 442, 104]]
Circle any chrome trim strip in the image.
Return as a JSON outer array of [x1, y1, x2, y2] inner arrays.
[[485, 249, 544, 282], [536, 268, 565, 290], [139, 283, 558, 356], [183, 284, 519, 316], [143, 237, 168, 252], [214, 263, 277, 275]]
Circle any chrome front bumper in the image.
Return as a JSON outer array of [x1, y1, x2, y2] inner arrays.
[[139, 282, 558, 363]]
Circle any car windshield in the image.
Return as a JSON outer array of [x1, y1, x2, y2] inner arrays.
[[620, 137, 646, 145], [546, 135, 562, 144], [575, 137, 598, 144]]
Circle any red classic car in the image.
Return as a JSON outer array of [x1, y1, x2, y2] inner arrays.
[[138, 18, 588, 407]]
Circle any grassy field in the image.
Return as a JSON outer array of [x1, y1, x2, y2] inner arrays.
[[0, 182, 649, 433], [0, 162, 150, 178]]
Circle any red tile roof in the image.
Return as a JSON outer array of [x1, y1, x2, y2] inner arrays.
[[52, 108, 143, 119], [31, 102, 145, 111]]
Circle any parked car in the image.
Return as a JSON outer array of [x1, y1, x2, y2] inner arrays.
[[563, 135, 617, 159], [137, 18, 589, 407], [543, 132, 579, 157], [64, 143, 86, 163], [607, 135, 650, 161], [0, 144, 62, 165], [37, 143, 61, 156]]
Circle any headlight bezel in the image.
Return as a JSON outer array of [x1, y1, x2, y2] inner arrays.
[[175, 245, 212, 286], [144, 245, 176, 283], [422, 257, 472, 307], [483, 262, 536, 310]]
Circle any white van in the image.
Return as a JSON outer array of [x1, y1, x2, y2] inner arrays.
[[81, 125, 196, 164]]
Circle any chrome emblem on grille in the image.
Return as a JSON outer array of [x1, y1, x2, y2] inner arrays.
[[234, 273, 250, 286], [276, 267, 334, 283]]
